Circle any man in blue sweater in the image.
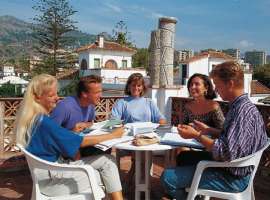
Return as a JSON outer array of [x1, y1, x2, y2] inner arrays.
[[50, 75, 104, 156]]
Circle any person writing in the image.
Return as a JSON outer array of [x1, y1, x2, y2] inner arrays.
[[50, 75, 106, 157], [15, 74, 124, 200], [161, 61, 268, 200]]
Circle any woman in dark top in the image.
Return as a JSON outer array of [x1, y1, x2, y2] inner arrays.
[[175, 73, 225, 166], [181, 73, 224, 134]]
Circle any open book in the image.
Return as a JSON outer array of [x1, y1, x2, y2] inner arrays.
[[82, 126, 132, 151], [160, 132, 204, 149]]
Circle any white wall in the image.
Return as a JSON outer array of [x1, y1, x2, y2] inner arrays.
[[79, 50, 133, 69], [101, 69, 146, 78], [149, 87, 187, 123], [188, 58, 209, 77], [2, 66, 15, 76], [80, 68, 147, 84], [188, 57, 229, 80], [244, 73, 252, 95], [208, 58, 227, 72]]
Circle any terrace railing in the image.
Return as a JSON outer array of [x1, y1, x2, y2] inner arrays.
[[1, 96, 270, 172], [0, 96, 121, 159]]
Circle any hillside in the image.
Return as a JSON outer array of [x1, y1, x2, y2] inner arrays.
[[0, 15, 110, 61]]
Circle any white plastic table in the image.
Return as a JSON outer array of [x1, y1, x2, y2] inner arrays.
[[114, 141, 175, 200]]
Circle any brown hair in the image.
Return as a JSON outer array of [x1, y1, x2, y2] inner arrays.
[[210, 61, 244, 87], [187, 73, 217, 99], [124, 73, 147, 96], [77, 75, 102, 97]]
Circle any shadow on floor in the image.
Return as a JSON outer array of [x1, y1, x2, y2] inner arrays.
[[0, 155, 269, 200]]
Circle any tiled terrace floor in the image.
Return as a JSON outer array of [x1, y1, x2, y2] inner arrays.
[[0, 153, 270, 200]]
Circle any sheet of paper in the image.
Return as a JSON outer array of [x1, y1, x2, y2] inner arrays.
[[94, 136, 134, 151], [160, 132, 203, 149]]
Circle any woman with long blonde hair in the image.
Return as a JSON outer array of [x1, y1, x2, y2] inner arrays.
[[15, 74, 124, 200]]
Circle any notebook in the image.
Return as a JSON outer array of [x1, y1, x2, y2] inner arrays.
[[160, 132, 204, 149]]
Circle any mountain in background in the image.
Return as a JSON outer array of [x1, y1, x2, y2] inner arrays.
[[0, 15, 112, 61]]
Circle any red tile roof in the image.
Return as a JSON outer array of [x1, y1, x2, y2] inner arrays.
[[76, 41, 136, 53], [251, 80, 270, 95], [185, 51, 234, 63]]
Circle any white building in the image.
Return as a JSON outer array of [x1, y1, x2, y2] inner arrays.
[[76, 36, 147, 85], [222, 48, 240, 60], [77, 35, 135, 70], [0, 75, 29, 93], [182, 51, 234, 82], [0, 66, 15, 76], [174, 49, 194, 63], [176, 51, 269, 102]]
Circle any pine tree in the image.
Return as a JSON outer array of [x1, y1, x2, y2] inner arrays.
[[112, 20, 134, 47], [32, 0, 77, 75]]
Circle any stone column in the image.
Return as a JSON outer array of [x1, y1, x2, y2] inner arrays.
[[159, 17, 177, 87], [149, 30, 160, 87]]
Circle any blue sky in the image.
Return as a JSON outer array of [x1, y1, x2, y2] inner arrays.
[[1, 0, 270, 54]]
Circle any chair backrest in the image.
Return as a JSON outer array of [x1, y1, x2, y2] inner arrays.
[[245, 138, 270, 187], [187, 138, 270, 200], [17, 144, 53, 200], [17, 144, 105, 200]]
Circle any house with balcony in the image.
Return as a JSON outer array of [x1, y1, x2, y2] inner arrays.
[[76, 36, 147, 89], [178, 51, 235, 85], [176, 51, 270, 103]]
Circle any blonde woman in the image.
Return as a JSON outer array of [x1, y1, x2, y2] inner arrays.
[[15, 74, 124, 200]]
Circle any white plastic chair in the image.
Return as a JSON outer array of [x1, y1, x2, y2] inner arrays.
[[186, 138, 270, 200], [17, 144, 105, 200]]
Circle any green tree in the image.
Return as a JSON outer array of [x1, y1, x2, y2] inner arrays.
[[32, 0, 77, 75], [253, 64, 270, 88], [132, 48, 149, 70], [112, 20, 134, 47], [0, 82, 23, 97], [14, 55, 31, 72]]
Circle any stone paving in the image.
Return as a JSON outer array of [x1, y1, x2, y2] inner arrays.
[[0, 153, 270, 200]]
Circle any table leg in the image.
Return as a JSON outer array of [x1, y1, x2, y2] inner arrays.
[[135, 151, 152, 200], [165, 149, 176, 168]]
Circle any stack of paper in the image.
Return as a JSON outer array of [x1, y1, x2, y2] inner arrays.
[[160, 132, 204, 149], [125, 122, 159, 136], [95, 136, 133, 151], [81, 125, 132, 151], [88, 119, 122, 131]]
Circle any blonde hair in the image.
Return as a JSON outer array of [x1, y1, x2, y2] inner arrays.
[[15, 74, 57, 146]]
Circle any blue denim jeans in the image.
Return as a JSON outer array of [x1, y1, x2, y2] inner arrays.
[[161, 165, 250, 200]]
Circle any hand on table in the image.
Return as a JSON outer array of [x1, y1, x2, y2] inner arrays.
[[72, 122, 93, 133], [177, 124, 200, 139], [111, 126, 124, 138]]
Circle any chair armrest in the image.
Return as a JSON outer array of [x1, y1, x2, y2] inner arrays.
[[186, 140, 270, 200], [34, 162, 104, 199], [17, 144, 105, 200], [186, 155, 256, 200]]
